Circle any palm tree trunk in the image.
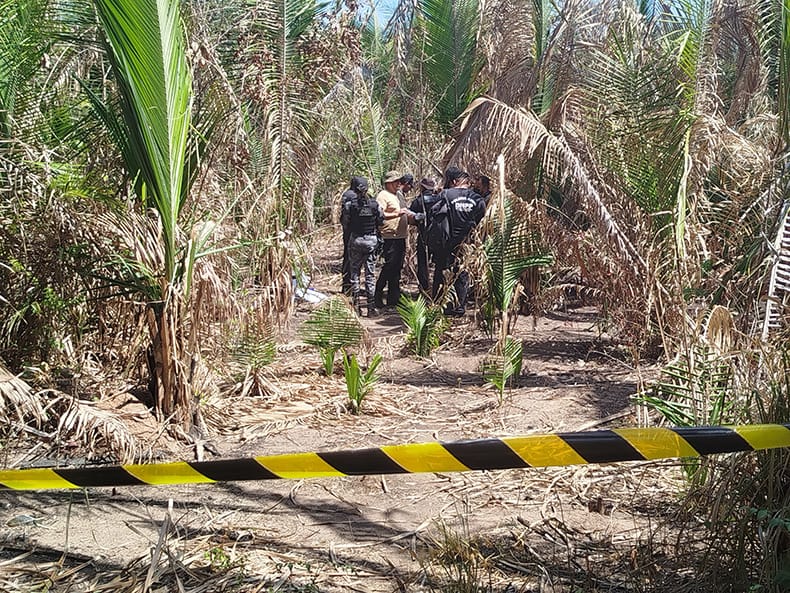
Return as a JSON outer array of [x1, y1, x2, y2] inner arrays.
[[145, 290, 195, 429]]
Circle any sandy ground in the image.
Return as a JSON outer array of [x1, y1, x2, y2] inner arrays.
[[0, 233, 692, 592]]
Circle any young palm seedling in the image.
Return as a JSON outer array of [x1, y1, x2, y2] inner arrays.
[[481, 335, 524, 403], [299, 297, 364, 375], [342, 352, 382, 414], [232, 322, 277, 397], [397, 294, 448, 358], [483, 195, 552, 333]]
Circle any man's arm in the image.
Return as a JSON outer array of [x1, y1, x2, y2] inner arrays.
[[377, 192, 406, 220]]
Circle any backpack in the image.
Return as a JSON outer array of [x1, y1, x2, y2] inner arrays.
[[425, 195, 452, 254]]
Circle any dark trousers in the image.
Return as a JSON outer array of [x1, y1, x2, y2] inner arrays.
[[416, 236, 431, 293], [432, 248, 469, 313], [375, 238, 406, 306], [341, 228, 351, 295], [348, 234, 378, 300]]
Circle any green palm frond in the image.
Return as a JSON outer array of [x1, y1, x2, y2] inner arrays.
[[233, 324, 277, 370], [93, 0, 194, 282], [300, 297, 365, 350], [532, 0, 552, 65], [529, 0, 591, 117], [582, 11, 693, 219], [418, 0, 481, 131], [343, 352, 382, 414], [397, 294, 448, 358], [660, 0, 715, 100], [0, 0, 52, 141], [637, 0, 659, 22], [484, 195, 552, 316], [300, 297, 364, 374], [636, 305, 738, 427], [362, 13, 394, 90]]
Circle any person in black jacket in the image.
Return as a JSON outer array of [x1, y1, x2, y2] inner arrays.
[[409, 177, 440, 294], [340, 176, 369, 295], [432, 167, 486, 317], [343, 178, 384, 316]]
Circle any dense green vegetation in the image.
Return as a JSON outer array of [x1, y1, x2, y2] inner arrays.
[[1, 0, 790, 589]]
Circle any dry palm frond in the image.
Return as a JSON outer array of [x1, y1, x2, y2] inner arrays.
[[383, 0, 419, 76], [187, 255, 230, 350], [704, 305, 736, 354], [0, 364, 45, 427], [0, 364, 145, 463], [50, 391, 143, 463], [245, 231, 297, 328], [94, 209, 166, 301], [0, 539, 249, 593], [201, 393, 316, 437], [235, 366, 280, 399], [476, 0, 535, 105], [445, 0, 591, 167], [452, 96, 647, 276], [716, 1, 763, 126]]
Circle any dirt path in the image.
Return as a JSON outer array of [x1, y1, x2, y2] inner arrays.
[[0, 234, 686, 592]]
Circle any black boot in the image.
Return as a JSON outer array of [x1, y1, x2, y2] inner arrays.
[[367, 291, 379, 317], [352, 292, 362, 316]]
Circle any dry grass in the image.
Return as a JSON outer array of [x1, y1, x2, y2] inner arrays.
[[413, 461, 696, 593], [0, 460, 695, 592]]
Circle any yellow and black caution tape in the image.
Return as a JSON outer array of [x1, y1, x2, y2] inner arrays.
[[2, 424, 790, 491]]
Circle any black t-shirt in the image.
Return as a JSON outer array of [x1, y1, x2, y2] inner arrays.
[[441, 187, 486, 246]]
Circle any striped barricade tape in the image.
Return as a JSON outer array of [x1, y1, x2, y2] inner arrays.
[[1, 424, 789, 491]]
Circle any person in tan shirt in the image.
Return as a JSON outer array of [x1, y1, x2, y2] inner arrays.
[[374, 170, 410, 308]]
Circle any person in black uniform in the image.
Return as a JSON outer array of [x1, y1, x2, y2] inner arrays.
[[474, 174, 492, 205], [343, 178, 384, 316], [409, 177, 440, 294], [399, 174, 415, 199], [432, 167, 487, 316], [340, 176, 369, 295]]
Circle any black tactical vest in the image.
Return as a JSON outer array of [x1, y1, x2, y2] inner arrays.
[[350, 198, 379, 236]]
